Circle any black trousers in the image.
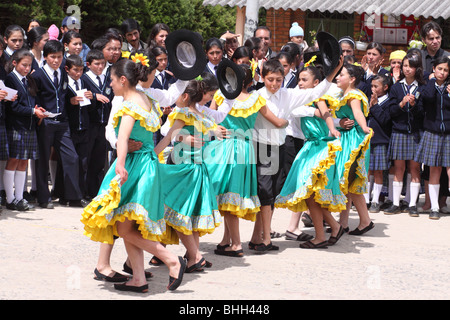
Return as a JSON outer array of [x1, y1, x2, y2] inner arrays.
[[35, 119, 82, 203], [86, 123, 107, 198], [71, 129, 90, 199], [255, 142, 286, 207]]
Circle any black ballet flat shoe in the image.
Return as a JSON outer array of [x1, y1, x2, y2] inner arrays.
[[167, 256, 186, 291], [122, 262, 153, 279], [114, 283, 149, 293], [327, 226, 345, 246], [299, 240, 329, 249], [94, 268, 129, 283], [185, 258, 207, 273], [348, 222, 375, 235], [149, 255, 163, 266], [254, 242, 279, 253], [214, 248, 244, 257]]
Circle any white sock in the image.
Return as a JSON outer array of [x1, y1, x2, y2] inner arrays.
[[0, 160, 6, 190], [409, 182, 421, 207], [388, 174, 394, 201], [364, 183, 370, 203], [14, 170, 26, 201], [393, 181, 403, 206], [372, 183, 383, 204], [3, 169, 15, 203], [49, 160, 57, 187], [428, 184, 440, 211], [404, 173, 411, 203]]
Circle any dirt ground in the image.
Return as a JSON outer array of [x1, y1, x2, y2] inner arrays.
[[1, 195, 449, 301]]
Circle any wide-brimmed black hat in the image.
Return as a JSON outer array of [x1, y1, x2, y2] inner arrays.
[[165, 29, 207, 81], [316, 32, 342, 76], [216, 58, 245, 100]]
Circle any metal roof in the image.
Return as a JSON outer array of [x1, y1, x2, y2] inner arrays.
[[202, 0, 450, 19]]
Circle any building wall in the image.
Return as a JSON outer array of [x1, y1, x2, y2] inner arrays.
[[265, 8, 431, 69]]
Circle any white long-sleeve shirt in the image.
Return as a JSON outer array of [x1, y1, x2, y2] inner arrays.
[[253, 79, 332, 145]]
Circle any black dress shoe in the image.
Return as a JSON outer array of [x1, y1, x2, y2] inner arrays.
[[384, 204, 401, 215], [16, 199, 32, 211], [39, 202, 54, 209], [68, 199, 89, 207], [408, 206, 419, 217]]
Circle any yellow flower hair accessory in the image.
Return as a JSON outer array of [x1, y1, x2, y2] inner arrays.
[[195, 75, 203, 81], [304, 55, 317, 68], [249, 59, 258, 78], [122, 51, 131, 59], [131, 53, 150, 67], [352, 62, 362, 67]]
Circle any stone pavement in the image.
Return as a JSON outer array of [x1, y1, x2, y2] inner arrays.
[[1, 197, 449, 301]]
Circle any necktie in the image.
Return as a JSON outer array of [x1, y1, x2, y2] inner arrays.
[[22, 77, 27, 87], [53, 70, 59, 88], [97, 75, 103, 88], [74, 80, 80, 91]]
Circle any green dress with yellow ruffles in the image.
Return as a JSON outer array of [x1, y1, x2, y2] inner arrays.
[[275, 101, 346, 213], [332, 89, 373, 195], [203, 91, 264, 221], [161, 106, 222, 238], [81, 92, 178, 245]]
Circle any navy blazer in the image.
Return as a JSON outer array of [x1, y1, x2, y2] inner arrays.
[[65, 78, 91, 132], [31, 66, 69, 121], [422, 78, 450, 134], [4, 72, 37, 131], [389, 81, 425, 134], [81, 72, 113, 125], [367, 95, 393, 145], [362, 68, 389, 101]]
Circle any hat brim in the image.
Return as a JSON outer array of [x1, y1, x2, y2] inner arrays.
[[316, 32, 341, 76], [216, 59, 244, 100], [165, 29, 207, 81]]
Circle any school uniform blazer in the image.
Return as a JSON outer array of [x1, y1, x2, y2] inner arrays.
[[4, 72, 37, 131], [65, 77, 91, 132], [367, 95, 393, 145], [81, 73, 114, 125], [31, 66, 69, 122], [361, 68, 389, 101], [422, 78, 450, 134], [389, 81, 425, 134]]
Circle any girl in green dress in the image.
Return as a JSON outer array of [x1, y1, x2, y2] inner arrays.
[[333, 63, 374, 235], [206, 64, 288, 257], [275, 65, 346, 248], [153, 79, 223, 273], [81, 57, 186, 293]]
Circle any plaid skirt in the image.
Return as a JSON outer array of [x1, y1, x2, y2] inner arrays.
[[414, 131, 450, 167], [7, 128, 39, 160], [0, 123, 9, 161], [369, 144, 390, 171], [388, 132, 421, 161]]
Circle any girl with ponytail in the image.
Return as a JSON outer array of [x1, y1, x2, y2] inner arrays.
[[82, 56, 187, 293]]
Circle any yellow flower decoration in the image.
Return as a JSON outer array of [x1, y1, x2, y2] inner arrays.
[[249, 59, 258, 78], [352, 62, 362, 67], [304, 55, 317, 68], [122, 51, 131, 59], [131, 53, 150, 67]]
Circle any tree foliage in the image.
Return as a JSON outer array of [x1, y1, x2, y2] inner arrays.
[[0, 0, 237, 46]]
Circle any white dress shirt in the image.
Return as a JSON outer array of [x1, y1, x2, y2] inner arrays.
[[253, 79, 332, 145]]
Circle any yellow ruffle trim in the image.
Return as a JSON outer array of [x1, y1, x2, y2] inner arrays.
[[81, 177, 178, 245], [307, 94, 340, 111], [169, 108, 217, 134], [333, 90, 369, 117], [112, 104, 161, 133], [214, 91, 265, 118], [275, 140, 347, 212], [339, 128, 374, 196]]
